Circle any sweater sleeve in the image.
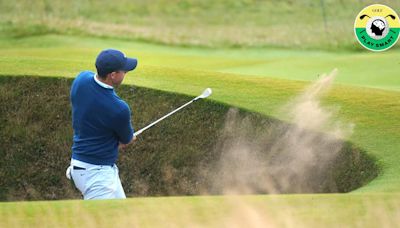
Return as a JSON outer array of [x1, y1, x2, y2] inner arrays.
[[113, 106, 134, 144]]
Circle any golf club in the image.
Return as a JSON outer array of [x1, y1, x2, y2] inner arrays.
[[133, 88, 212, 137], [385, 14, 396, 20], [359, 14, 371, 20]]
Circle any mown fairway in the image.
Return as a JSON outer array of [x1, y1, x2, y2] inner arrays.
[[0, 35, 399, 91], [0, 0, 400, 227]]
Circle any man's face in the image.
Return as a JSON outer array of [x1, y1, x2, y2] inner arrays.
[[110, 71, 127, 86]]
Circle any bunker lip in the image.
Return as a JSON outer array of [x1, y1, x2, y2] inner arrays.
[[0, 76, 378, 201]]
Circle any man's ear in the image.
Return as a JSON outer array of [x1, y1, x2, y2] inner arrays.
[[109, 72, 116, 80]]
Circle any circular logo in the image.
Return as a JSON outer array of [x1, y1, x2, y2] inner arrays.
[[354, 4, 400, 51]]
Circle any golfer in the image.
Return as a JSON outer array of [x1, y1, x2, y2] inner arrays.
[[66, 49, 137, 199]]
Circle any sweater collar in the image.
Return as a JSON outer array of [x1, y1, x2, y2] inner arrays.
[[93, 73, 114, 89]]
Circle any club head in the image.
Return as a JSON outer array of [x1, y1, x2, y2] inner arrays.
[[385, 14, 396, 20], [360, 14, 370, 20], [198, 88, 212, 99]]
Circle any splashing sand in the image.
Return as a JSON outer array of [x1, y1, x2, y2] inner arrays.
[[209, 69, 353, 194], [197, 69, 357, 227]]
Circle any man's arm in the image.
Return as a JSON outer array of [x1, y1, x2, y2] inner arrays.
[[119, 135, 137, 150], [113, 106, 135, 149]]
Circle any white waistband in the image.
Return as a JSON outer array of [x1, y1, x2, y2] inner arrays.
[[71, 158, 113, 169]]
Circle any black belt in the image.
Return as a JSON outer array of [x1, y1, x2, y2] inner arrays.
[[73, 165, 113, 170]]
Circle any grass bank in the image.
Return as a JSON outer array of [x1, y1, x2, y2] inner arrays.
[[0, 76, 377, 200]]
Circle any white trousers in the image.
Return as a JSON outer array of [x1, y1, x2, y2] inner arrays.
[[66, 159, 126, 200]]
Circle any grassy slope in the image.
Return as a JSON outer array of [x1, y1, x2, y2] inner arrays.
[[1, 194, 400, 227], [0, 35, 399, 193], [0, 76, 380, 201]]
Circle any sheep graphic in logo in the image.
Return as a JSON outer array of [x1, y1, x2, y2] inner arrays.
[[371, 19, 386, 36]]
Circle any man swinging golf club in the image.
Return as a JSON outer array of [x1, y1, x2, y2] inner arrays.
[[66, 49, 138, 200], [65, 49, 212, 200]]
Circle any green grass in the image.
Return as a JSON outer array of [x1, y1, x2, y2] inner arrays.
[[0, 34, 399, 194], [1, 194, 400, 227], [0, 35, 399, 91], [0, 2, 400, 223], [1, 0, 399, 50]]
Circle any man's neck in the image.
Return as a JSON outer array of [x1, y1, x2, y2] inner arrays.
[[96, 74, 113, 87]]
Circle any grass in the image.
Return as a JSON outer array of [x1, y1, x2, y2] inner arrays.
[[0, 35, 399, 90], [0, 34, 399, 193], [0, 76, 378, 200], [1, 194, 400, 227], [0, 0, 400, 225], [0, 34, 398, 225], [0, 0, 399, 50]]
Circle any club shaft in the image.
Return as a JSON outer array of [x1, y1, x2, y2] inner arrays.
[[134, 98, 196, 137]]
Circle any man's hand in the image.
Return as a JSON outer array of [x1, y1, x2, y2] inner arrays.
[[119, 135, 137, 150]]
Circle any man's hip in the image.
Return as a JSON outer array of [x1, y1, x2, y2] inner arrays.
[[66, 159, 126, 200]]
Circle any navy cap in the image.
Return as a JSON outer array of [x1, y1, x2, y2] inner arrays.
[[95, 49, 138, 77]]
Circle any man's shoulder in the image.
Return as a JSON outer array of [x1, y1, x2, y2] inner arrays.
[[72, 71, 94, 88], [75, 71, 95, 80], [113, 97, 130, 112]]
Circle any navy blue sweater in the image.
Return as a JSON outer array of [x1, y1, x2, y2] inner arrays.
[[70, 71, 134, 165]]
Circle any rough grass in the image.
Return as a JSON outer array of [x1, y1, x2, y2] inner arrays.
[[0, 76, 377, 200], [0, 0, 399, 50]]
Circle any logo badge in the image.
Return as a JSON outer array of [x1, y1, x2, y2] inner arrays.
[[354, 4, 400, 51]]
